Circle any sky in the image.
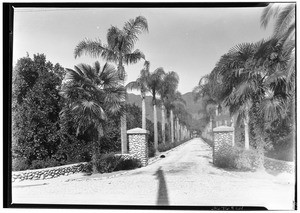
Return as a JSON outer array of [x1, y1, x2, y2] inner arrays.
[[13, 6, 273, 94]]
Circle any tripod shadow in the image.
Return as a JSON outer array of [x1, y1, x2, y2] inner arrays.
[[154, 167, 169, 205]]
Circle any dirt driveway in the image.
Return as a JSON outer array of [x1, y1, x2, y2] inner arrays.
[[12, 138, 295, 210]]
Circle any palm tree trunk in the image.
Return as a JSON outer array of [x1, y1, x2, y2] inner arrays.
[[231, 114, 236, 147], [142, 96, 146, 129], [121, 114, 127, 154], [154, 104, 158, 153], [161, 105, 166, 144], [175, 117, 178, 142], [177, 119, 180, 142], [118, 60, 127, 154], [170, 110, 174, 143], [244, 106, 250, 150]]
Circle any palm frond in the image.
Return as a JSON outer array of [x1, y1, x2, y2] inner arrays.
[[124, 49, 145, 65], [74, 38, 105, 59], [107, 26, 123, 50], [260, 3, 280, 29], [122, 16, 148, 51], [273, 4, 295, 38], [60, 61, 125, 136], [126, 81, 141, 91], [143, 60, 150, 71]]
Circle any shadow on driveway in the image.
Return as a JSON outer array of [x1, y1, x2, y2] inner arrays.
[[154, 167, 169, 205]]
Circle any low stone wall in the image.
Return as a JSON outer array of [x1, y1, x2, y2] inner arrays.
[[12, 162, 89, 182], [264, 157, 295, 173], [12, 154, 139, 183]]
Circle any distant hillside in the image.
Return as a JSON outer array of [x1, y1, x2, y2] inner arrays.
[[127, 92, 203, 128]]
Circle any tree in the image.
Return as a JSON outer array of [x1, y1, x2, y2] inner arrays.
[[147, 67, 165, 154], [12, 54, 63, 170], [193, 74, 220, 138], [158, 71, 179, 144], [165, 91, 186, 143], [74, 16, 149, 154], [59, 61, 126, 172], [126, 62, 150, 129]]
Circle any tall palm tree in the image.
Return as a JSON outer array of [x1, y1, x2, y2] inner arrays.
[[193, 74, 220, 138], [60, 61, 126, 173], [126, 63, 150, 129], [158, 71, 179, 144], [74, 16, 148, 154], [260, 3, 295, 118], [165, 91, 186, 143], [213, 42, 260, 150], [173, 102, 190, 142], [147, 68, 165, 154]]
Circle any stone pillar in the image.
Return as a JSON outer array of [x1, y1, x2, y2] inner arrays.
[[212, 126, 234, 165], [127, 128, 149, 167]]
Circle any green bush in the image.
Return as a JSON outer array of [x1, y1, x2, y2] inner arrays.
[[115, 158, 142, 171], [158, 143, 174, 152], [93, 153, 121, 173], [87, 153, 142, 174], [214, 146, 259, 171], [30, 158, 63, 170], [148, 142, 156, 157], [12, 157, 29, 171], [214, 145, 238, 169], [235, 149, 259, 170]]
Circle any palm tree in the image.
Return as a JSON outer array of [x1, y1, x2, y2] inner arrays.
[[165, 91, 186, 143], [126, 63, 150, 129], [158, 71, 179, 144], [173, 102, 190, 142], [60, 61, 126, 173], [260, 3, 295, 117], [74, 16, 148, 154], [213, 39, 294, 169], [193, 74, 220, 139], [147, 68, 165, 154]]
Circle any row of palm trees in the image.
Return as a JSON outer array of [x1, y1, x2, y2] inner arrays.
[[127, 65, 190, 153], [193, 3, 295, 167], [60, 15, 191, 161]]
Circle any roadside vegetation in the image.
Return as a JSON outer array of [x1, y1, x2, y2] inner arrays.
[[12, 16, 192, 172], [194, 3, 295, 170]]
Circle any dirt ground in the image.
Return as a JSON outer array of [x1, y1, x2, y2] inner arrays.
[[12, 138, 295, 210]]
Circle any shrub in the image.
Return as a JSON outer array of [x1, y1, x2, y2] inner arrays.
[[88, 153, 142, 174], [148, 140, 155, 157], [214, 145, 238, 169], [93, 153, 121, 173], [29, 158, 62, 170], [214, 145, 260, 171], [115, 158, 142, 171], [158, 143, 174, 152], [235, 149, 259, 170], [12, 157, 29, 171]]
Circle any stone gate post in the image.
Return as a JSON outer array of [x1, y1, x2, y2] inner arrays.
[[127, 128, 149, 167], [212, 126, 234, 164]]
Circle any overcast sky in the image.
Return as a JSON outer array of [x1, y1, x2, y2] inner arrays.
[[13, 7, 273, 94]]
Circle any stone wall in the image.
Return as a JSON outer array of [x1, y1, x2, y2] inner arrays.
[[264, 157, 295, 174], [12, 162, 89, 182], [12, 154, 139, 182]]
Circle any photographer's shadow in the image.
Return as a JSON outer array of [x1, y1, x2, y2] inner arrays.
[[154, 167, 169, 205]]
